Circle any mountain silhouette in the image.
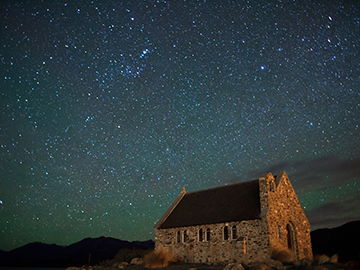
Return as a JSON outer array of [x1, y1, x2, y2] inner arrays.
[[311, 220, 360, 262], [1, 221, 359, 267], [0, 236, 154, 267]]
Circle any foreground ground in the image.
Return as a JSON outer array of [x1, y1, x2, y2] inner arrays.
[[65, 248, 360, 270], [67, 260, 360, 270]]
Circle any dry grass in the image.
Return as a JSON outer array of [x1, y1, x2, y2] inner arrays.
[[143, 248, 174, 268], [114, 248, 152, 263], [270, 247, 294, 263], [98, 248, 152, 267]]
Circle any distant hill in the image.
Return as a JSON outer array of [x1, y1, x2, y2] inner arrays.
[[311, 220, 360, 262], [1, 220, 359, 267], [0, 236, 154, 268]]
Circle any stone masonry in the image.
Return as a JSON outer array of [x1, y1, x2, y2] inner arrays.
[[262, 172, 313, 261], [154, 171, 313, 264]]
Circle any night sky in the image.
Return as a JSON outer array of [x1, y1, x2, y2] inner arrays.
[[1, 0, 359, 252]]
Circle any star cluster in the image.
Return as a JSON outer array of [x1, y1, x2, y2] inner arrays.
[[1, 0, 359, 251]]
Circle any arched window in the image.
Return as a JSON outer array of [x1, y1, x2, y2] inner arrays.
[[177, 231, 181, 243], [206, 228, 211, 241], [232, 225, 237, 240], [277, 225, 281, 238], [286, 222, 298, 260], [286, 224, 292, 249], [224, 226, 229, 240], [199, 228, 203, 242], [183, 230, 188, 243]]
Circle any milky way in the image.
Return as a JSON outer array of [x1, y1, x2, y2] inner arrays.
[[1, 0, 359, 251]]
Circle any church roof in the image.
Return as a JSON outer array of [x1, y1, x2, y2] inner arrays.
[[156, 179, 262, 229]]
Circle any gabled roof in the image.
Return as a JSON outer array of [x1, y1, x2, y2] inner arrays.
[[275, 171, 286, 188], [156, 179, 262, 229]]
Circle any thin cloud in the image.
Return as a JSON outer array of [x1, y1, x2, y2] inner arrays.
[[306, 193, 360, 230], [247, 156, 360, 193]]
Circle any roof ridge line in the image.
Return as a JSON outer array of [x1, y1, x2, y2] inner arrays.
[[186, 178, 259, 195]]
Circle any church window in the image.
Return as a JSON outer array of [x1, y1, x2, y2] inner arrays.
[[243, 238, 246, 254], [277, 225, 281, 238], [286, 224, 292, 249], [206, 228, 211, 241], [232, 225, 237, 240], [177, 231, 181, 243], [224, 226, 229, 240], [183, 230, 188, 243], [199, 228, 203, 242]]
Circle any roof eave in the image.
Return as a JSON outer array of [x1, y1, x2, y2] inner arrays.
[[153, 189, 187, 229], [157, 215, 264, 229]]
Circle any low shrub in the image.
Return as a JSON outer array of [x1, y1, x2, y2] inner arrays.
[[143, 248, 174, 268], [113, 248, 152, 263], [271, 247, 294, 263], [98, 248, 152, 267]]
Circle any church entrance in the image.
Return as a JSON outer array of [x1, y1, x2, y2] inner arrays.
[[286, 224, 292, 249], [286, 223, 298, 260]]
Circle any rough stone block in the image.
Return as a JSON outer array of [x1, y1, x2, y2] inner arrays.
[[296, 257, 312, 266], [116, 262, 129, 268], [249, 264, 272, 270], [318, 254, 330, 264], [330, 254, 338, 263], [129, 257, 143, 265], [265, 259, 284, 269], [233, 263, 246, 270]]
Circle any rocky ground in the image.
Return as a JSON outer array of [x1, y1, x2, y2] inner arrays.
[[66, 254, 360, 270]]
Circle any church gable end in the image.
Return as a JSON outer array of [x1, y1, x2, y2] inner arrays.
[[265, 172, 313, 261]]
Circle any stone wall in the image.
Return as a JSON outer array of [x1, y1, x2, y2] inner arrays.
[[264, 172, 313, 261], [155, 171, 313, 264], [155, 218, 271, 264]]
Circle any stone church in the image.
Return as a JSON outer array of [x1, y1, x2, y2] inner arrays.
[[154, 171, 313, 263]]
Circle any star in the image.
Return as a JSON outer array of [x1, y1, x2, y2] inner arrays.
[[0, 0, 359, 252]]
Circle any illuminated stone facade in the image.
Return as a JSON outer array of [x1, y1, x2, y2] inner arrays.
[[154, 172, 313, 263]]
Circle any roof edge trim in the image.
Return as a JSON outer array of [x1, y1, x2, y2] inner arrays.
[[153, 189, 187, 229], [275, 171, 286, 187]]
